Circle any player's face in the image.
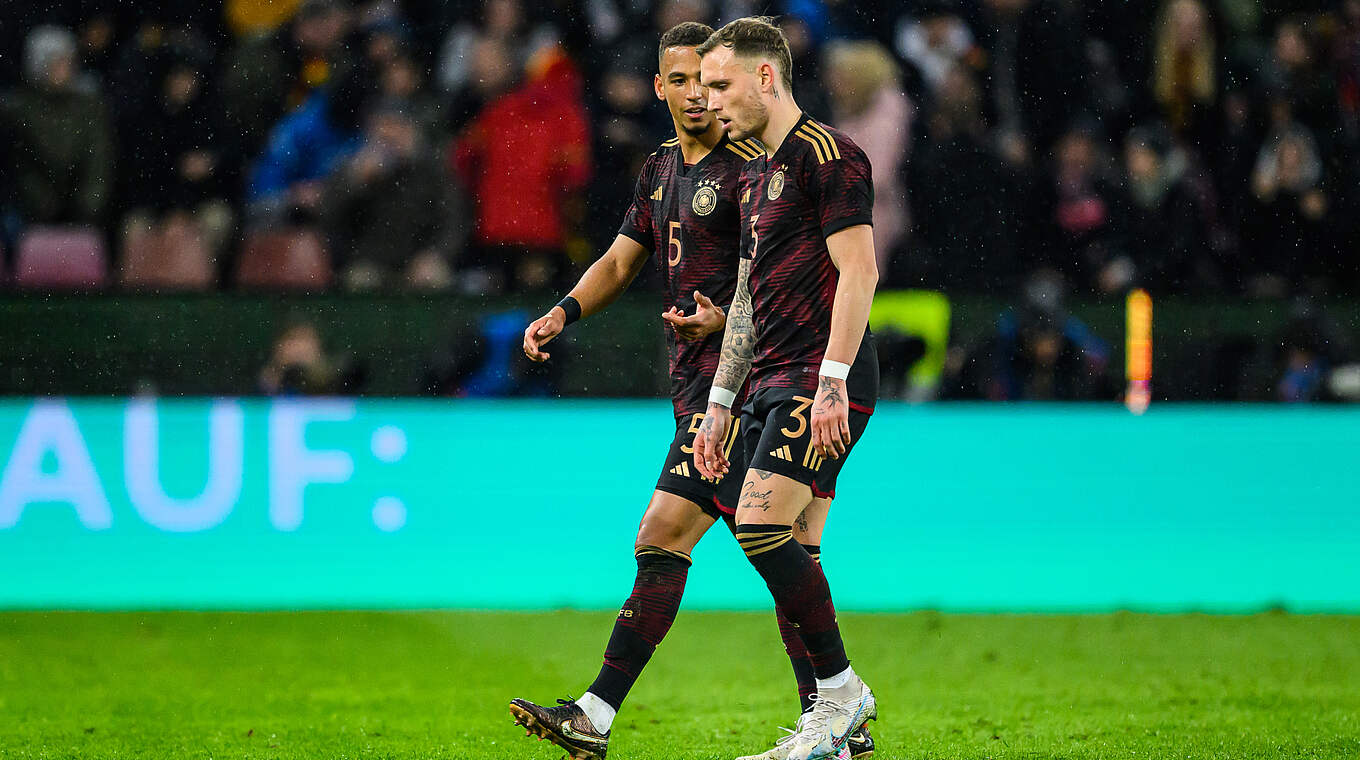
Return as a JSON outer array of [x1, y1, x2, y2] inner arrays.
[[700, 46, 769, 141], [655, 46, 714, 136]]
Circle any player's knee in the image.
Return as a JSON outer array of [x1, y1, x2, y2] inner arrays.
[[634, 513, 692, 553]]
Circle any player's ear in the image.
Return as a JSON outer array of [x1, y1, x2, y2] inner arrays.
[[654, 73, 665, 101], [759, 62, 775, 93]]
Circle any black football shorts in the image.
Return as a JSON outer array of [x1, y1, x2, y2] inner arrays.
[[654, 410, 746, 519], [739, 387, 873, 500]]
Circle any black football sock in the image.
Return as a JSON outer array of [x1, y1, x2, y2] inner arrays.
[[777, 603, 818, 712], [587, 546, 691, 710], [777, 543, 822, 712], [737, 525, 850, 678], [725, 513, 819, 710]]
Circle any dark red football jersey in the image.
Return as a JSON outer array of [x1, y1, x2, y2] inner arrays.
[[619, 133, 765, 418], [738, 113, 876, 403]]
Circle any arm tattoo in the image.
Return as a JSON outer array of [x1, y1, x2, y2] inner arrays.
[[817, 377, 846, 411], [713, 258, 755, 394], [796, 512, 809, 531]]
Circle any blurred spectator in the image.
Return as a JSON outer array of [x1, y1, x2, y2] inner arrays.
[[1262, 15, 1339, 139], [1120, 123, 1224, 293], [375, 44, 447, 144], [437, 0, 558, 131], [73, 8, 122, 86], [0, 26, 115, 228], [321, 103, 467, 291], [1276, 297, 1355, 402], [1150, 0, 1219, 145], [777, 15, 832, 122], [245, 62, 371, 228], [907, 64, 1035, 289], [1245, 124, 1332, 292], [1210, 87, 1266, 248], [587, 41, 669, 252], [1042, 124, 1128, 294], [823, 40, 912, 278], [221, 0, 356, 157], [894, 0, 978, 98], [945, 270, 1112, 400], [968, 0, 1086, 153], [117, 36, 235, 270], [451, 46, 591, 293], [258, 319, 351, 395]]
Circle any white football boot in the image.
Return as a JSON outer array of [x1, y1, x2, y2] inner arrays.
[[734, 709, 816, 760], [784, 679, 877, 760]]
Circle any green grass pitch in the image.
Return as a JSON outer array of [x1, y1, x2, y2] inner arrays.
[[1, 610, 1358, 759]]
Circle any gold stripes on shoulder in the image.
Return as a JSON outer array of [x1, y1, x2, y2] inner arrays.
[[794, 122, 841, 164], [725, 138, 764, 161]]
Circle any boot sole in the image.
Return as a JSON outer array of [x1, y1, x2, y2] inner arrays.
[[509, 702, 606, 760]]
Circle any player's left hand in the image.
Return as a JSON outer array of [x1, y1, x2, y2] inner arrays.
[[661, 291, 726, 341], [810, 375, 852, 460], [522, 308, 565, 362]]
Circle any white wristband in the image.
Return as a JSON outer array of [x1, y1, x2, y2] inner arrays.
[[708, 387, 737, 408], [819, 360, 851, 380]]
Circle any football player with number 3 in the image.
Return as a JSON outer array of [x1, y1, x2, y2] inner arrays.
[[693, 17, 882, 760], [509, 22, 873, 760]]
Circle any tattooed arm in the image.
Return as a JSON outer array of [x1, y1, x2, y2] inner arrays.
[[815, 224, 878, 459], [693, 257, 755, 479], [712, 257, 756, 396]]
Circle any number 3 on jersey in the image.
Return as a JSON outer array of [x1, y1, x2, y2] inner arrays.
[[668, 221, 682, 267], [748, 214, 760, 259]]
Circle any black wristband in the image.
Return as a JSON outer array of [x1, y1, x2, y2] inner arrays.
[[555, 296, 582, 326]]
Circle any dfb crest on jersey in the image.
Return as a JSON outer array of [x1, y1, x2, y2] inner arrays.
[[692, 180, 719, 216], [767, 170, 785, 200]]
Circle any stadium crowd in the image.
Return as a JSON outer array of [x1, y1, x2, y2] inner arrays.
[[1, 0, 1357, 401], [1, 0, 1356, 296]]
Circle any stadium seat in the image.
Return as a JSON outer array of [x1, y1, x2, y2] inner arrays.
[[120, 222, 216, 291], [233, 226, 333, 291], [14, 226, 109, 291]]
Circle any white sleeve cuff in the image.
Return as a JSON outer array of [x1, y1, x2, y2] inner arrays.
[[708, 387, 737, 408], [819, 360, 851, 380]]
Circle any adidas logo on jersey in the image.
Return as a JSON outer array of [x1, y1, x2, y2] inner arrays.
[[651, 186, 664, 201], [769, 445, 793, 462]]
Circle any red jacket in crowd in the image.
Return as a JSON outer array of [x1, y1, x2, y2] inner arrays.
[[451, 49, 591, 250]]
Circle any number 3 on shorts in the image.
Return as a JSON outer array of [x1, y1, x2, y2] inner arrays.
[[780, 396, 814, 439]]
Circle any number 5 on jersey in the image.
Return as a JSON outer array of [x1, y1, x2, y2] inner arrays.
[[668, 221, 682, 267]]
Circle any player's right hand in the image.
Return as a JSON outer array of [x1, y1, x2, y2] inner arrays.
[[522, 307, 565, 362], [694, 402, 732, 480]]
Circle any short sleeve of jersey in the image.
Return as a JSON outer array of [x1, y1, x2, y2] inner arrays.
[[618, 155, 656, 250], [805, 143, 874, 239]]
